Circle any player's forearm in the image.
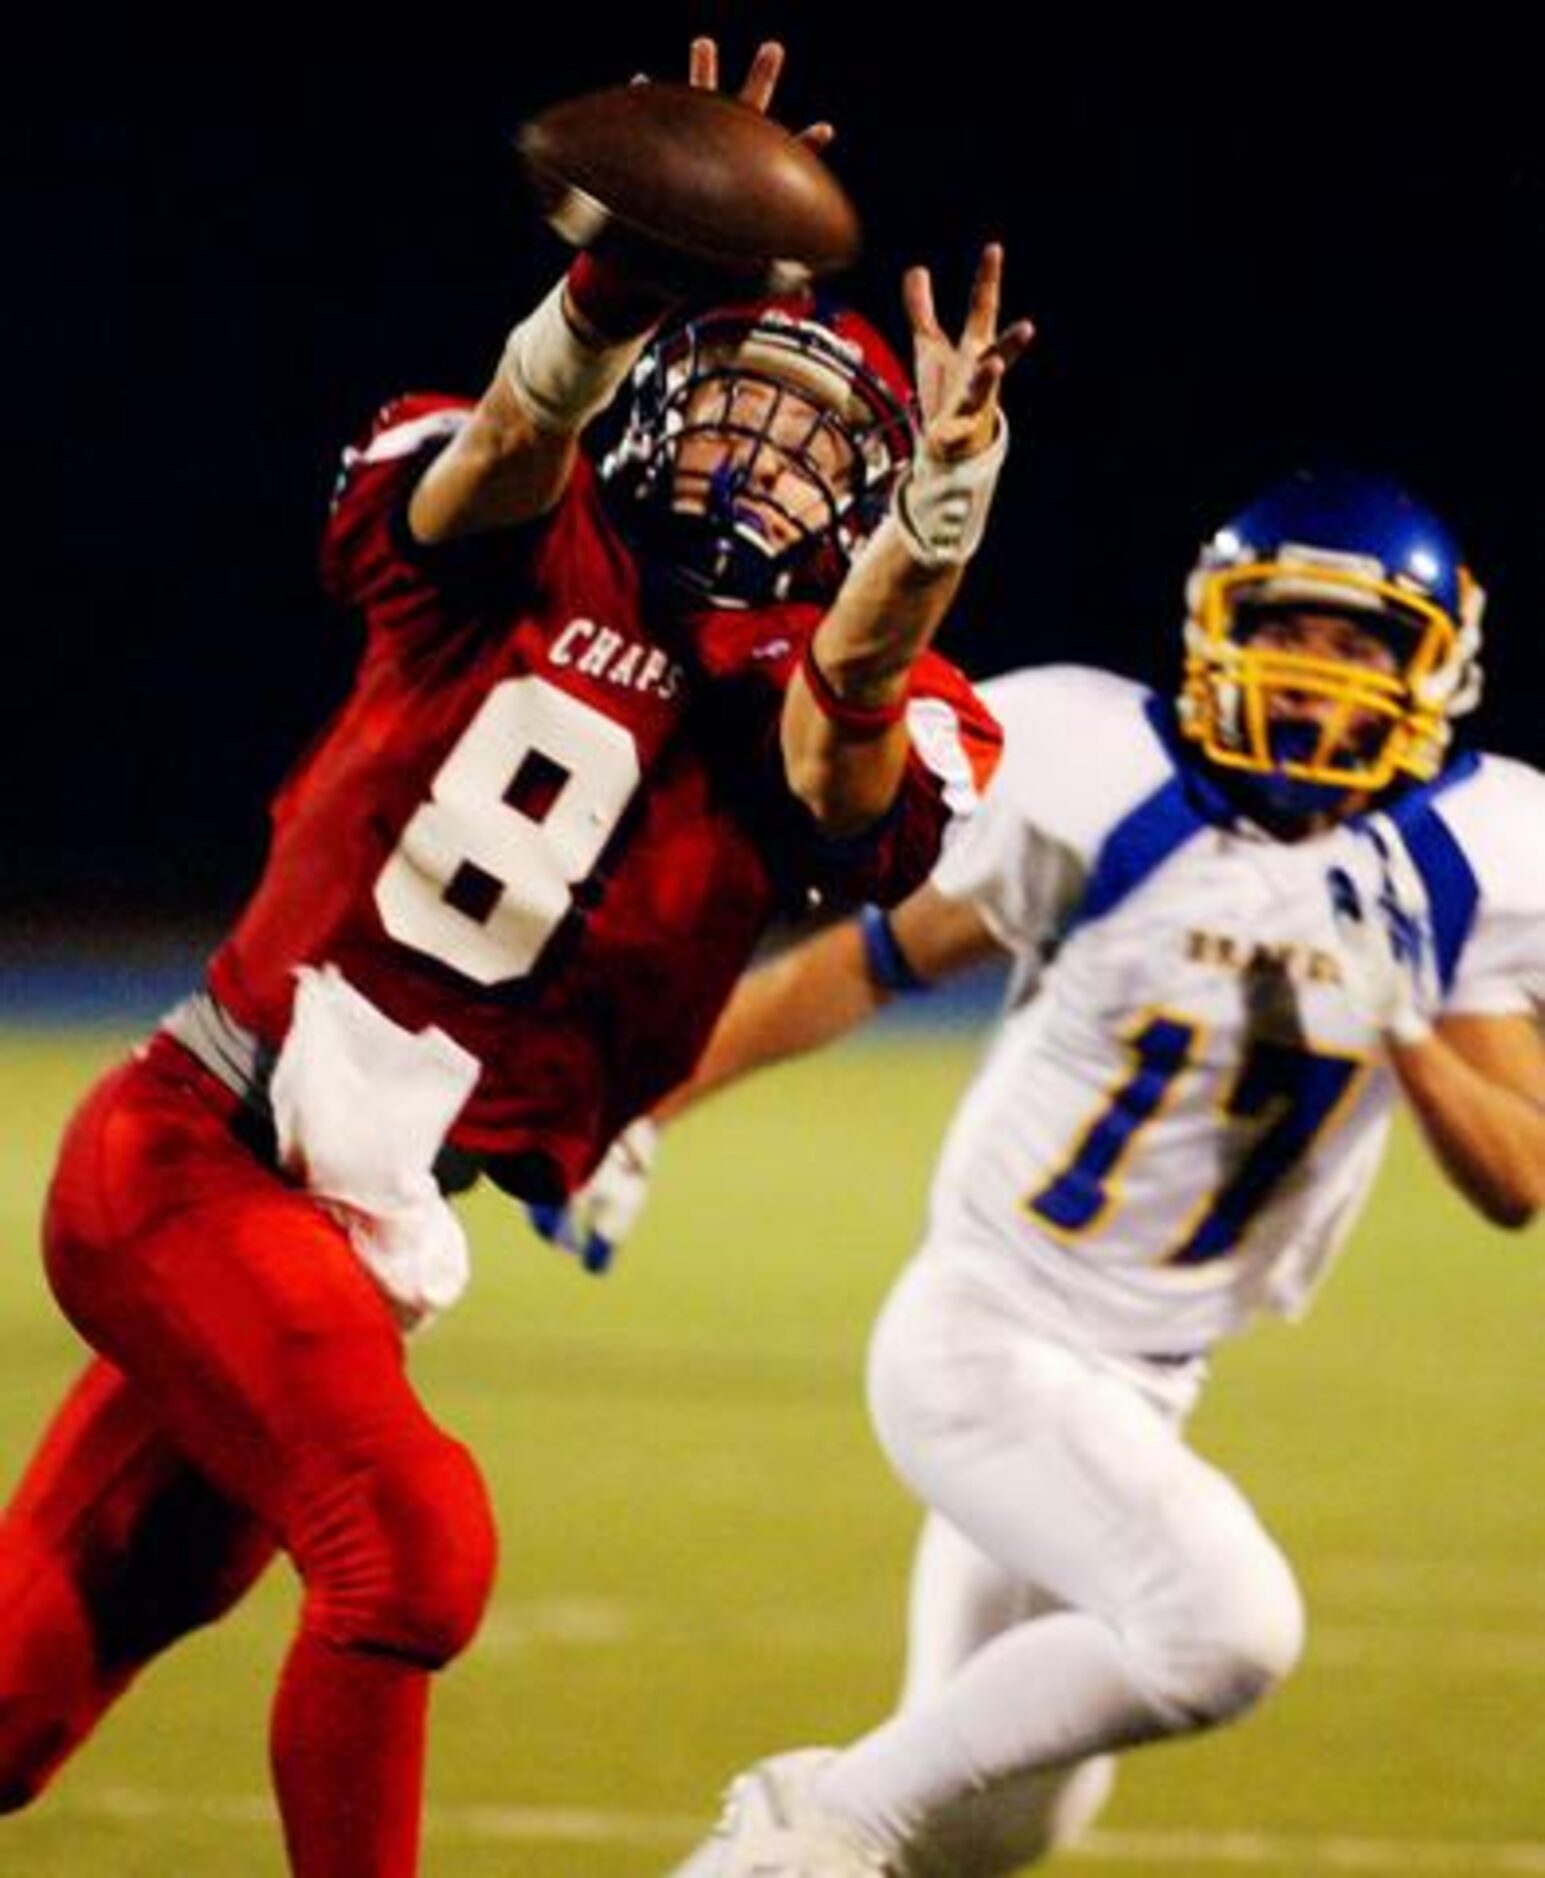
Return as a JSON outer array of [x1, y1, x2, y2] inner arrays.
[[408, 273, 654, 544], [781, 521, 965, 832], [782, 409, 1009, 832], [1392, 1032, 1545, 1228], [657, 922, 888, 1121], [813, 518, 968, 691], [408, 370, 579, 542]]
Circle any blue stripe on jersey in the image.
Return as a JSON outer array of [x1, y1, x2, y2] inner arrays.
[[1059, 698, 1234, 936], [1379, 749, 1482, 993], [1074, 777, 1208, 928], [1064, 697, 1483, 978]]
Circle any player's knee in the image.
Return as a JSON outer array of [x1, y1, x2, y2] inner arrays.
[[293, 1428, 498, 1668], [1135, 1546, 1305, 1728], [1177, 1587, 1304, 1725]]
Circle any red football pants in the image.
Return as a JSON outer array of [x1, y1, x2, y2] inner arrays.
[[0, 1036, 498, 1876]]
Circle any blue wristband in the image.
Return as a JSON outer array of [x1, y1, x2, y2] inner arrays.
[[859, 904, 931, 995]]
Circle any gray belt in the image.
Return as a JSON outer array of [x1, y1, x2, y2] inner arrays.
[[162, 987, 487, 1198], [161, 989, 276, 1116]]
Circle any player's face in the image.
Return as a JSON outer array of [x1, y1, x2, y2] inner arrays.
[[1246, 608, 1400, 737], [672, 375, 859, 550], [1233, 606, 1404, 833]]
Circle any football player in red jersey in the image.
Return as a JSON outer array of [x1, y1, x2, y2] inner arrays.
[[0, 37, 1028, 1878]]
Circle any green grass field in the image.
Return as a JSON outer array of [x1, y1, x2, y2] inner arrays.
[[0, 1024, 1541, 1875]]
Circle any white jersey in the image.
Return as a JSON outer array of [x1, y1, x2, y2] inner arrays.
[[922, 665, 1545, 1357]]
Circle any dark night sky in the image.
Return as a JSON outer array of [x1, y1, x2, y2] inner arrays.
[[8, 15, 1545, 937]]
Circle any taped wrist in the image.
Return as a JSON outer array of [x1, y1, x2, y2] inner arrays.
[[893, 412, 1010, 567], [502, 280, 646, 434]]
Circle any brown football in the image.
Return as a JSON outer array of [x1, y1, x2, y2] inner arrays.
[[517, 81, 861, 295]]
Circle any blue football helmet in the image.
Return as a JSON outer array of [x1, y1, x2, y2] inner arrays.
[[1179, 467, 1485, 818], [597, 295, 915, 609]]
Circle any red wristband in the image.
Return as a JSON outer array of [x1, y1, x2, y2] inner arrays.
[[799, 639, 909, 739], [566, 251, 673, 342]]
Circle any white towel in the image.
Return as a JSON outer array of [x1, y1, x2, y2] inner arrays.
[[270, 964, 482, 1326]]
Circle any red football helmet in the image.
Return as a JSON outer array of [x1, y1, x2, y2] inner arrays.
[[598, 293, 915, 608]]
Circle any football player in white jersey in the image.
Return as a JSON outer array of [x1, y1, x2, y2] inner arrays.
[[553, 466, 1545, 1875]]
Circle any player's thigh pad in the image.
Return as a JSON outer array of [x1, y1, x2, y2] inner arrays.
[[868, 1260, 1304, 1724]]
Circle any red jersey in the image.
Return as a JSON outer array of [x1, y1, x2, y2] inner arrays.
[[209, 395, 1001, 1193]]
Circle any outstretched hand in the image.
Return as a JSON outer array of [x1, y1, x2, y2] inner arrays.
[[681, 36, 835, 153], [905, 245, 1035, 461], [577, 34, 834, 324]]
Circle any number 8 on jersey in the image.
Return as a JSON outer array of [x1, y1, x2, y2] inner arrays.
[[375, 677, 641, 985]]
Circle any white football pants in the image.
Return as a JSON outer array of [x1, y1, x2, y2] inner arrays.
[[815, 1254, 1305, 1874]]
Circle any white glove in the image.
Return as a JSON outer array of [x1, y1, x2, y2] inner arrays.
[[526, 1116, 659, 1275], [1326, 815, 1439, 1046]]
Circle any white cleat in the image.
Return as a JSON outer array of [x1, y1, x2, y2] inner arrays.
[[664, 1748, 893, 1878]]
